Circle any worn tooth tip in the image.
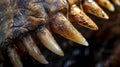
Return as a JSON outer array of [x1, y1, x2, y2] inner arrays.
[[59, 51, 64, 56]]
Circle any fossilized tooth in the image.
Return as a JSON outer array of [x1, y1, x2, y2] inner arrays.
[[7, 47, 23, 67], [22, 34, 48, 64], [70, 4, 98, 30], [44, 0, 68, 14], [36, 27, 64, 56], [50, 13, 89, 46], [67, 0, 79, 6], [95, 0, 115, 12], [83, 0, 109, 19], [112, 0, 120, 6]]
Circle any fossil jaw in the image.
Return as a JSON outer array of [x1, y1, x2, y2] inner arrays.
[[0, 0, 120, 66]]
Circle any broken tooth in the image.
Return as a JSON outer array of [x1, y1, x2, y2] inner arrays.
[[7, 46, 23, 67], [112, 0, 120, 6], [36, 27, 64, 56], [50, 13, 89, 46], [70, 4, 98, 30], [83, 0, 109, 19], [22, 34, 48, 64], [95, 0, 115, 12]]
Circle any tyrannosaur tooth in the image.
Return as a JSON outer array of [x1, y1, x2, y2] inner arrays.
[[22, 34, 48, 64], [83, 0, 109, 19], [112, 0, 120, 6], [95, 0, 115, 12], [50, 12, 89, 46], [7, 46, 23, 67], [36, 27, 64, 56], [70, 4, 98, 30]]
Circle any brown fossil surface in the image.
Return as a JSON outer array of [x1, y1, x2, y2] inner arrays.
[[0, 0, 120, 67]]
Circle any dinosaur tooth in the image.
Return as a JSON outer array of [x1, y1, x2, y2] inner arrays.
[[7, 46, 23, 67], [70, 4, 98, 30], [22, 34, 48, 64], [36, 27, 64, 56], [112, 0, 120, 6], [50, 12, 89, 46], [95, 0, 115, 12], [83, 0, 109, 19]]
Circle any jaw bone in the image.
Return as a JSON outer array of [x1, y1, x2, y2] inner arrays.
[[22, 34, 48, 64], [36, 27, 64, 56], [50, 12, 89, 46]]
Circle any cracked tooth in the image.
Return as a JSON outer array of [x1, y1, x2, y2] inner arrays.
[[50, 13, 89, 46], [22, 34, 48, 64], [70, 4, 98, 30], [112, 0, 120, 6], [36, 27, 64, 56], [7, 47, 23, 67], [83, 0, 109, 19], [95, 0, 115, 12]]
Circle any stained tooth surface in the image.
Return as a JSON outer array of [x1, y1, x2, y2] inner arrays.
[[95, 0, 115, 12], [70, 5, 98, 30], [36, 27, 64, 56], [83, 0, 109, 19], [7, 47, 23, 67], [50, 13, 89, 46], [22, 34, 48, 64], [112, 0, 120, 6]]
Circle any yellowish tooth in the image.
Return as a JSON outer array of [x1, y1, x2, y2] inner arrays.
[[70, 4, 98, 30], [112, 0, 120, 6], [50, 13, 89, 46], [95, 0, 115, 12], [22, 34, 48, 64], [7, 47, 23, 67], [67, 0, 79, 6], [36, 27, 64, 56], [83, 0, 109, 19]]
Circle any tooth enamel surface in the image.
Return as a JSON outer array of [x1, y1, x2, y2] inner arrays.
[[37, 27, 64, 56], [22, 34, 48, 64], [0, 0, 120, 66], [7, 47, 23, 67]]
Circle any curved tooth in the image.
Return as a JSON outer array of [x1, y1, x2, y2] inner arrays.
[[7, 46, 23, 67], [83, 0, 109, 19], [22, 34, 48, 64], [95, 0, 115, 12], [112, 0, 120, 6], [36, 27, 64, 56], [70, 4, 98, 30], [50, 12, 89, 46]]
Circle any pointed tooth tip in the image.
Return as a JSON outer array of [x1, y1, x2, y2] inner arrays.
[[40, 56, 49, 64], [58, 51, 64, 56], [81, 39, 89, 46], [110, 5, 115, 12]]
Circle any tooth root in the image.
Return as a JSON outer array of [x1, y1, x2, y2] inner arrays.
[[83, 0, 109, 19], [22, 34, 48, 64], [7, 47, 23, 67], [70, 4, 98, 30], [50, 13, 89, 46], [36, 27, 64, 56], [95, 0, 115, 12], [112, 0, 120, 6]]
